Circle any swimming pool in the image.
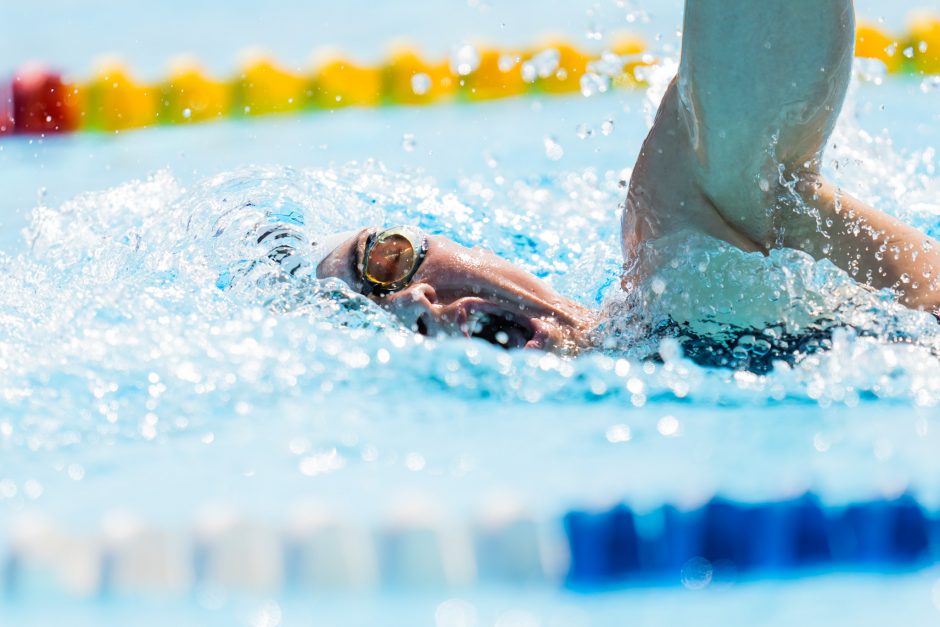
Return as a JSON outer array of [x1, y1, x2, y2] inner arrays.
[[2, 1, 940, 625]]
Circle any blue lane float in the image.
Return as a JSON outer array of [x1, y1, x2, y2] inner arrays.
[[563, 494, 935, 588]]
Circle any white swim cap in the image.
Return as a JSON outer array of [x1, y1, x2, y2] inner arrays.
[[309, 229, 362, 275]]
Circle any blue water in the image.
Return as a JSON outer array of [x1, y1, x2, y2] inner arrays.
[[1, 1, 940, 625], [7, 570, 940, 627]]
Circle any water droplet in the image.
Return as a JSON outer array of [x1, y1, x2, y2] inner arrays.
[[522, 49, 560, 83], [435, 599, 478, 627], [657, 415, 679, 436], [24, 480, 43, 499], [67, 464, 85, 481], [605, 424, 632, 443], [681, 557, 713, 589], [580, 72, 609, 97], [921, 76, 940, 94], [401, 133, 416, 152], [601, 118, 615, 135], [450, 44, 481, 76], [497, 54, 518, 72], [411, 73, 431, 95], [405, 452, 426, 471], [543, 136, 564, 161], [576, 123, 593, 139]]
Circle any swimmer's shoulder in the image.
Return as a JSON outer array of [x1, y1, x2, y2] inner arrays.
[[624, 80, 765, 258]]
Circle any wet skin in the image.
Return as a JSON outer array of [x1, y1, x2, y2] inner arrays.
[[317, 227, 597, 353]]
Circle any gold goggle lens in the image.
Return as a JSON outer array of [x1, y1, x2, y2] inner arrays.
[[364, 233, 417, 286]]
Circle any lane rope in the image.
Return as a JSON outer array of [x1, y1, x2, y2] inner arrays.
[[2, 492, 936, 597], [1, 16, 938, 137]]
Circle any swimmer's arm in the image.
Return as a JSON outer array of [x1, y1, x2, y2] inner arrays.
[[786, 177, 940, 314], [678, 0, 855, 240], [679, 0, 940, 312]]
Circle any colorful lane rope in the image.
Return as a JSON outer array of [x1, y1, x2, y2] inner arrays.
[[1, 16, 938, 138], [2, 493, 938, 597]]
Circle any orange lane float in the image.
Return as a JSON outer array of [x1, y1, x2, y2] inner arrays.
[[1, 16, 938, 138]]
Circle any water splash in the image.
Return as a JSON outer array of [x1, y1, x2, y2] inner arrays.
[[0, 62, 939, 466]]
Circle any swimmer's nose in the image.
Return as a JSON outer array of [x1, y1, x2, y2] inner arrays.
[[380, 283, 439, 333]]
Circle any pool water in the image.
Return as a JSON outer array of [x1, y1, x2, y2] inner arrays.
[[7, 570, 940, 627], [2, 1, 940, 625]]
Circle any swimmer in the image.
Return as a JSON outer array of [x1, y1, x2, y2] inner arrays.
[[309, 0, 940, 354]]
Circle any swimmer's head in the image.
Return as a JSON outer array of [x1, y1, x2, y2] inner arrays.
[[316, 226, 596, 353]]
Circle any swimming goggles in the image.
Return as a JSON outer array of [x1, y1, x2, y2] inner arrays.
[[359, 226, 429, 296]]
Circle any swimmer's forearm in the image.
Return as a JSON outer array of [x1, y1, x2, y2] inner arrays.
[[785, 176, 940, 313]]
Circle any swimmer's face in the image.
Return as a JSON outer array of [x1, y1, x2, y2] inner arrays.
[[317, 227, 596, 353]]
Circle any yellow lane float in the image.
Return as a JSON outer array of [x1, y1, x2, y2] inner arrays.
[[83, 59, 158, 132], [526, 40, 592, 94], [908, 14, 940, 75], [235, 52, 307, 116], [309, 51, 382, 109], [160, 58, 231, 124], [855, 23, 903, 72], [459, 45, 527, 102], [383, 45, 456, 105]]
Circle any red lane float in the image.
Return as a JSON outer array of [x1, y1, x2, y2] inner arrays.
[[0, 80, 13, 135], [12, 64, 80, 134]]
